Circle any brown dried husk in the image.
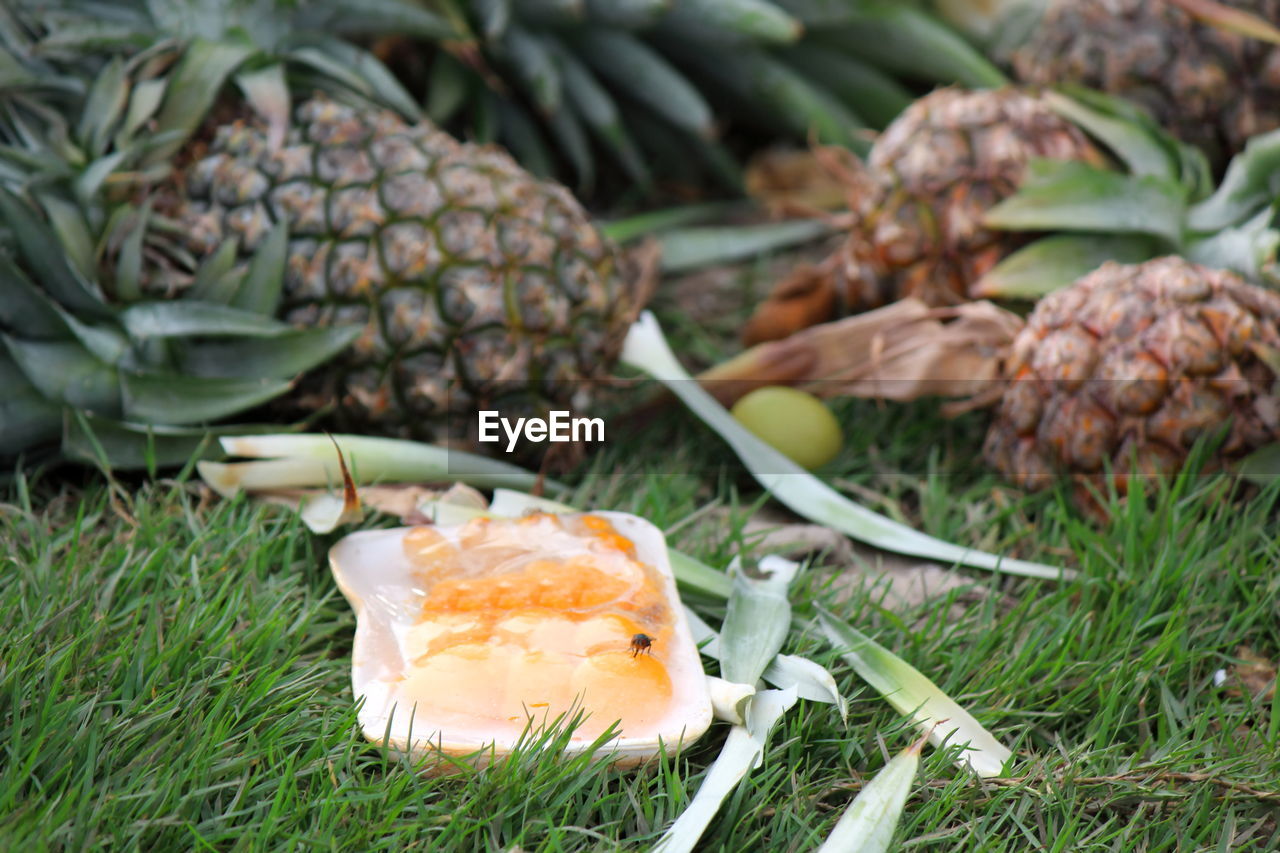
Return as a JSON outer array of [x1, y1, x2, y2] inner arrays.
[[702, 297, 1021, 408]]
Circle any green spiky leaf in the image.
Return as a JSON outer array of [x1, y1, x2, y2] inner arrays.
[[119, 301, 290, 339], [173, 325, 361, 380], [573, 29, 715, 137], [973, 233, 1165, 300], [658, 0, 803, 44], [144, 38, 255, 165], [120, 371, 294, 425], [983, 160, 1188, 246], [2, 336, 121, 414], [0, 187, 108, 318], [233, 220, 288, 315]]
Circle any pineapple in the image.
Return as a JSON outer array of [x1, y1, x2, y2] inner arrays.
[[150, 94, 638, 439], [0, 0, 644, 465], [742, 87, 1111, 344], [983, 256, 1280, 496], [937, 0, 1280, 166], [715, 256, 1280, 501]]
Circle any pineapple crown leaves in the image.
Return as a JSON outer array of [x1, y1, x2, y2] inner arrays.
[[13, 0, 457, 167], [414, 0, 1005, 194], [971, 86, 1280, 298], [0, 185, 360, 467]]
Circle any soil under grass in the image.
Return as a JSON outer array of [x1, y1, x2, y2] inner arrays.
[[3, 274, 1280, 850]]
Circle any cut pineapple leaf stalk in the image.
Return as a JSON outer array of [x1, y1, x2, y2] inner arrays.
[[720, 555, 796, 687], [816, 729, 928, 853], [816, 605, 1013, 778], [198, 434, 558, 498], [652, 687, 798, 853], [620, 312, 1069, 580], [685, 604, 847, 717]]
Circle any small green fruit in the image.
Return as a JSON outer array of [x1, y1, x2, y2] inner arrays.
[[730, 386, 843, 470]]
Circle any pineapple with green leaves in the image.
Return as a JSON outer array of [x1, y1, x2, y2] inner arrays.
[[936, 0, 1280, 167], [741, 85, 1210, 344], [380, 0, 1010, 192], [0, 0, 645, 466]]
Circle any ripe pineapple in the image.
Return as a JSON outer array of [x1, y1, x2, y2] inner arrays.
[[742, 87, 1110, 344], [938, 0, 1280, 166], [0, 0, 644, 464], [152, 94, 639, 439], [715, 256, 1280, 501], [984, 256, 1280, 495]]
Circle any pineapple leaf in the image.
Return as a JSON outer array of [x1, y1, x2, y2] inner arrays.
[[581, 0, 671, 29], [110, 200, 150, 303], [0, 186, 109, 319], [770, 0, 865, 25], [545, 100, 595, 191], [549, 36, 650, 185], [665, 43, 866, 147], [983, 160, 1188, 246], [119, 301, 289, 339], [75, 55, 127, 158], [0, 251, 72, 339], [1187, 128, 1280, 232], [36, 193, 96, 281], [500, 25, 562, 114], [57, 309, 130, 366], [60, 411, 222, 472], [0, 351, 63, 455], [73, 150, 128, 208], [286, 36, 422, 119], [233, 63, 290, 151], [1043, 90, 1181, 182], [720, 557, 795, 687], [1236, 441, 1280, 487], [495, 99, 556, 179], [120, 371, 293, 425], [778, 45, 912, 128], [599, 201, 740, 243], [819, 4, 1007, 89], [657, 219, 834, 273], [115, 77, 167, 149], [424, 51, 473, 125], [973, 234, 1165, 300], [1186, 207, 1280, 282], [144, 38, 255, 166], [185, 239, 242, 304], [2, 336, 121, 415], [657, 0, 803, 44], [513, 0, 586, 26], [474, 0, 513, 40], [173, 326, 362, 380], [572, 29, 715, 138], [234, 219, 288, 316], [292, 0, 457, 40]]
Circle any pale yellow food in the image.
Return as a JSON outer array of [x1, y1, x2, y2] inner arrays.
[[330, 511, 711, 768]]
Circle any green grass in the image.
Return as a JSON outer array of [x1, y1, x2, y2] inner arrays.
[[4, 395, 1279, 850]]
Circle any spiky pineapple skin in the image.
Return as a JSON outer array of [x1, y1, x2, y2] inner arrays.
[[1013, 0, 1280, 166], [743, 88, 1106, 344], [984, 257, 1280, 494], [153, 96, 638, 438]]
